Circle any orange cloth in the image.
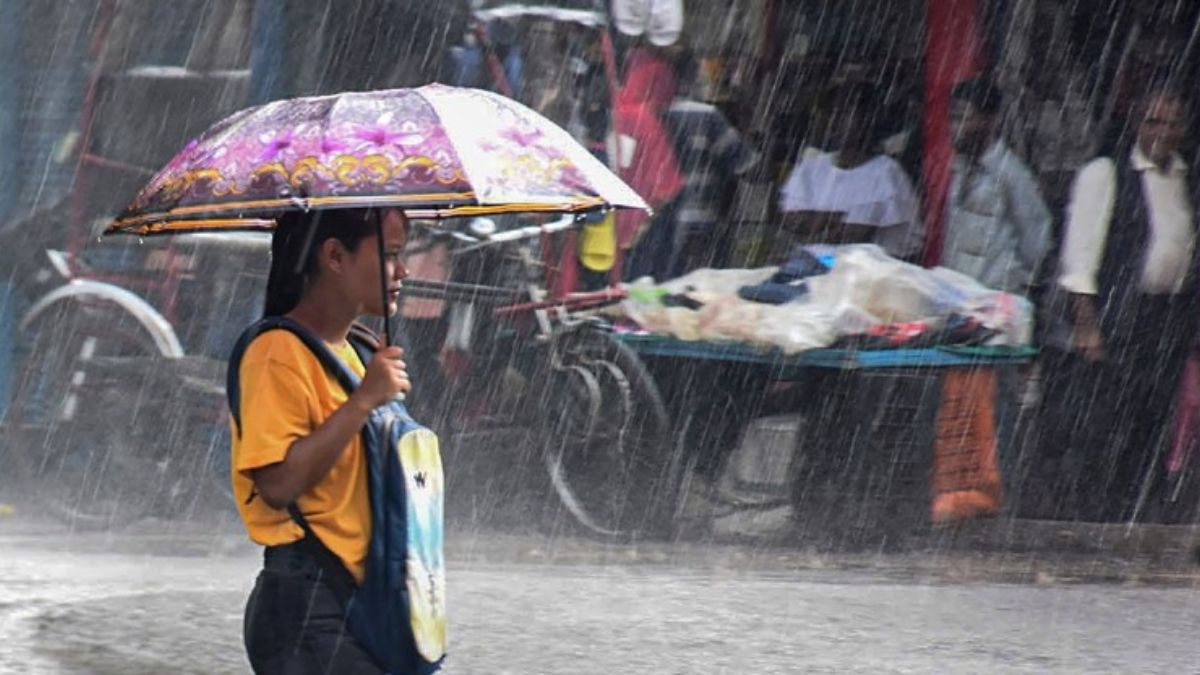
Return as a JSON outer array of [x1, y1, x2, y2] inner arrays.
[[930, 368, 1003, 523], [231, 330, 371, 583]]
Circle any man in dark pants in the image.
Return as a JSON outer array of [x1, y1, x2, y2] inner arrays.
[[1051, 86, 1198, 522]]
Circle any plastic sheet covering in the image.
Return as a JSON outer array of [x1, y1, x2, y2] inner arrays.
[[618, 245, 1033, 353]]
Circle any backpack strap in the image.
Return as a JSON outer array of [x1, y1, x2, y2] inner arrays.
[[286, 503, 359, 601], [348, 321, 381, 351], [226, 316, 363, 439], [347, 321, 381, 372]]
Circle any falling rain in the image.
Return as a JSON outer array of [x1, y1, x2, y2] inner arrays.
[[2, 1, 1200, 673]]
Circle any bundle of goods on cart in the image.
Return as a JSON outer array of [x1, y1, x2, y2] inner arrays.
[[613, 244, 1031, 353]]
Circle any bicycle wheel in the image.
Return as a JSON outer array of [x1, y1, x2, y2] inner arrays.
[[156, 357, 236, 519], [537, 327, 675, 539], [6, 298, 172, 527]]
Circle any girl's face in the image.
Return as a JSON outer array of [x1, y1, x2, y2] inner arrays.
[[340, 209, 410, 317]]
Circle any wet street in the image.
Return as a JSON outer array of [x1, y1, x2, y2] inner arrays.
[[2, 515, 1199, 674]]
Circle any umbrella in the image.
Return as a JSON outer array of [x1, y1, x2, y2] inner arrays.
[[105, 83, 645, 235], [103, 84, 647, 344]]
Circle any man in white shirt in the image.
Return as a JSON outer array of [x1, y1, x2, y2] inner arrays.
[[944, 79, 1051, 296], [1052, 87, 1198, 522]]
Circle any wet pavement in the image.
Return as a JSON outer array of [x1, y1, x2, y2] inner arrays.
[[3, 423, 1199, 674], [2, 513, 1200, 674]]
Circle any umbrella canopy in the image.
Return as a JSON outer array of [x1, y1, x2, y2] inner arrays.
[[105, 84, 646, 235]]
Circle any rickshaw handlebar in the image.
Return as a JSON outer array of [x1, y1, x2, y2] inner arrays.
[[434, 214, 579, 257]]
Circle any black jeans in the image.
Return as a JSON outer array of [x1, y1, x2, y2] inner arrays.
[[244, 543, 382, 674]]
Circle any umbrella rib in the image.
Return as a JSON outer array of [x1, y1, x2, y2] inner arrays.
[[109, 192, 479, 230]]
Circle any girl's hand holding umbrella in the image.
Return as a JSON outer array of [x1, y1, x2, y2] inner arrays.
[[353, 345, 412, 409]]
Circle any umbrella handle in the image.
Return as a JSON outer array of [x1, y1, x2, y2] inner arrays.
[[375, 216, 408, 403], [376, 216, 393, 348]]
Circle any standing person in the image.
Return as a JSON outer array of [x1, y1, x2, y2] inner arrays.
[[777, 80, 924, 262], [944, 78, 1051, 295], [234, 208, 411, 673], [662, 51, 761, 275], [1054, 86, 1198, 522], [615, 45, 685, 281], [938, 78, 1052, 520]]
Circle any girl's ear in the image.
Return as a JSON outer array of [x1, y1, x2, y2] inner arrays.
[[319, 238, 345, 275]]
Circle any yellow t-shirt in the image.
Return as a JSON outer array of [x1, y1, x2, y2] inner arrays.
[[231, 330, 371, 583]]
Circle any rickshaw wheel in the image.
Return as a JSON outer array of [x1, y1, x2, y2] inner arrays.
[[537, 327, 675, 540], [5, 297, 178, 528]]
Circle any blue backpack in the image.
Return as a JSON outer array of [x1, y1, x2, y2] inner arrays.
[[227, 316, 447, 674]]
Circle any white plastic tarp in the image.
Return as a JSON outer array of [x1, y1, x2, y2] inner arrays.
[[620, 245, 1033, 353]]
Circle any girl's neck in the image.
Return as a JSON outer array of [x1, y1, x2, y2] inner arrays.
[[834, 147, 873, 169], [287, 292, 357, 345]]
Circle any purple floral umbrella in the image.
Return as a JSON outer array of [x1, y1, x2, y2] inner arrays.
[[104, 84, 646, 235]]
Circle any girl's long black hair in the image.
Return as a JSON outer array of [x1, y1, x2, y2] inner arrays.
[[263, 209, 379, 318]]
